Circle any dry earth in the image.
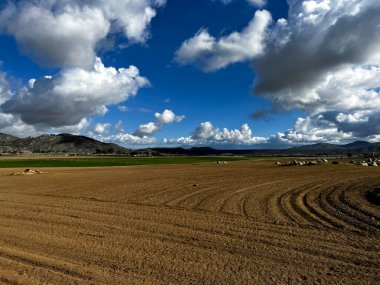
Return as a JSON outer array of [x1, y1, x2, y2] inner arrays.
[[0, 160, 379, 284]]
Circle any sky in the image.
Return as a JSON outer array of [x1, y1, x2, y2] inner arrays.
[[0, 0, 380, 149]]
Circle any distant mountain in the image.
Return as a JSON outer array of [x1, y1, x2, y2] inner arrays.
[[292, 143, 340, 151], [153, 141, 380, 156], [151, 147, 220, 156], [0, 133, 130, 155], [1, 133, 380, 157], [343, 141, 374, 149]]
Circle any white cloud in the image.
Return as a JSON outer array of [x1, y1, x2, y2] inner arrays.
[[1, 58, 149, 128], [155, 109, 185, 125], [93, 123, 111, 134], [103, 133, 157, 145], [133, 122, 159, 137], [114, 120, 124, 132], [99, 0, 166, 43], [175, 10, 271, 71], [97, 109, 184, 146], [173, 121, 267, 145], [133, 109, 185, 137], [118, 105, 132, 112], [0, 0, 161, 135], [1, 4, 109, 69], [251, 0, 380, 141], [0, 0, 166, 68], [269, 116, 353, 145]]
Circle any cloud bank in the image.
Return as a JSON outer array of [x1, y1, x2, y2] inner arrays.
[[253, 0, 380, 143], [177, 0, 380, 144], [173, 122, 266, 146]]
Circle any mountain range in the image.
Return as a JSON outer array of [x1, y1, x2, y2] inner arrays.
[[1, 133, 380, 156]]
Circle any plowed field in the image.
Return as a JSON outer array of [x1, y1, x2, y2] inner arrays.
[[0, 160, 379, 284]]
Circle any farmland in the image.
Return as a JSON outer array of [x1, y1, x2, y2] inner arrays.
[[0, 156, 246, 168], [0, 159, 379, 284]]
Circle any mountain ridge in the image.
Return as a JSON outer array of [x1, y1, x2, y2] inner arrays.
[[1, 133, 380, 156], [0, 133, 130, 154]]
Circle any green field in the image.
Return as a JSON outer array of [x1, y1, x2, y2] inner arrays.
[[0, 156, 247, 168]]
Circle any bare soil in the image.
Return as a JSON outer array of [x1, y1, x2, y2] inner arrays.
[[0, 160, 379, 284]]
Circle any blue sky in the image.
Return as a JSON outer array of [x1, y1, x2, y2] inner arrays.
[[0, 0, 380, 148]]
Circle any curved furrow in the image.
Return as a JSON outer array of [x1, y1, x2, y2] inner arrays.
[[341, 189, 380, 222], [218, 179, 294, 216], [324, 186, 374, 232], [312, 187, 361, 231], [276, 179, 378, 233], [1, 193, 378, 266], [302, 186, 348, 229], [276, 183, 326, 226], [1, 194, 379, 254], [325, 183, 380, 233], [267, 181, 320, 224], [337, 182, 380, 231], [3, 201, 379, 273], [1, 190, 378, 266], [241, 194, 250, 219], [292, 182, 351, 229]]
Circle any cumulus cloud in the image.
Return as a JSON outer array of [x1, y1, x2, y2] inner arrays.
[[103, 133, 157, 146], [0, 1, 162, 135], [132, 109, 185, 137], [177, 0, 380, 144], [0, 4, 109, 69], [269, 116, 353, 145], [0, 0, 166, 68], [251, 0, 380, 142], [96, 109, 184, 146], [93, 123, 111, 134], [0, 73, 90, 137], [99, 0, 166, 43], [1, 58, 149, 128], [174, 122, 267, 145], [175, 10, 271, 71]]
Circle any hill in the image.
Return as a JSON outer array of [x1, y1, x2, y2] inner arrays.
[[0, 133, 130, 155]]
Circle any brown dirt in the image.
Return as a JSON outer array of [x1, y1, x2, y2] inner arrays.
[[0, 160, 379, 284]]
